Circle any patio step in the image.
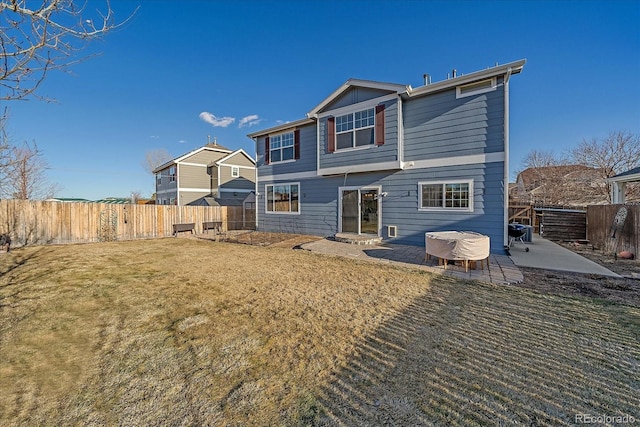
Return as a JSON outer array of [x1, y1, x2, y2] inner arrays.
[[334, 233, 382, 246]]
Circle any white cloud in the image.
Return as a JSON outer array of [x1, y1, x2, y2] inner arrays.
[[178, 140, 187, 144], [199, 111, 235, 128], [238, 114, 261, 128]]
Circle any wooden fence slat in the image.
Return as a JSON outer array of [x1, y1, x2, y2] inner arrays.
[[587, 204, 639, 255], [0, 200, 251, 247]]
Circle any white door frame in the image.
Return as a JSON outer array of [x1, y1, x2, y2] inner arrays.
[[337, 185, 382, 235]]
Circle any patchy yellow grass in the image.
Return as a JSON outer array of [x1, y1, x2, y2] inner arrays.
[[0, 238, 638, 425]]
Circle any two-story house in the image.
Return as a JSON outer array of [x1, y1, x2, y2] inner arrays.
[[248, 60, 525, 252], [153, 142, 256, 205]]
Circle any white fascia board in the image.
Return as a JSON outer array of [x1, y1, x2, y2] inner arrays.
[[407, 59, 526, 98], [247, 117, 315, 139], [307, 79, 409, 117], [174, 145, 232, 165], [317, 160, 402, 176], [608, 172, 640, 183], [215, 148, 256, 166], [219, 188, 254, 193], [220, 164, 255, 170], [179, 162, 208, 168], [258, 170, 317, 183], [177, 187, 211, 193], [152, 161, 175, 174]]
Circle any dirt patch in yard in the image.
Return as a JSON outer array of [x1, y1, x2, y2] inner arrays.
[[515, 241, 640, 307], [197, 230, 323, 249]]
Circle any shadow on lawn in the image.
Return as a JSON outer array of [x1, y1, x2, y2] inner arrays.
[[315, 280, 640, 426], [0, 246, 55, 305]]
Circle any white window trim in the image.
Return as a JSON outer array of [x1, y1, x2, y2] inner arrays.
[[169, 166, 176, 183], [265, 182, 301, 215], [456, 77, 497, 99], [418, 179, 474, 212], [269, 131, 295, 164], [231, 166, 239, 178], [156, 174, 161, 185], [331, 144, 374, 154], [334, 108, 375, 151]]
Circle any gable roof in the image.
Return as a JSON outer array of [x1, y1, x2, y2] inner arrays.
[[153, 143, 233, 173], [307, 79, 409, 117], [247, 59, 526, 140], [214, 148, 256, 166]]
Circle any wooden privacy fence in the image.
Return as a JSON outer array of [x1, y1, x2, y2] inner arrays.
[[587, 204, 639, 255], [0, 200, 249, 246], [537, 208, 587, 241]]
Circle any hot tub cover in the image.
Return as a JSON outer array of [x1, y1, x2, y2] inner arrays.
[[425, 231, 490, 260]]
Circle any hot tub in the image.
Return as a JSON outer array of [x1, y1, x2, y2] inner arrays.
[[425, 231, 490, 271]]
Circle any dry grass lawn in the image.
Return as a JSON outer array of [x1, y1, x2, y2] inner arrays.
[[0, 238, 638, 426]]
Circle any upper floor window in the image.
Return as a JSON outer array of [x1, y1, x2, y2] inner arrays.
[[456, 78, 496, 99], [156, 173, 161, 185], [418, 180, 473, 212], [231, 166, 239, 178], [169, 166, 176, 183], [270, 132, 295, 163], [264, 129, 301, 165], [335, 108, 375, 150], [326, 104, 385, 153]]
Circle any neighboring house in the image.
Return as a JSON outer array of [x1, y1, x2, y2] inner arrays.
[[512, 165, 609, 206], [45, 198, 91, 203], [248, 59, 526, 253], [153, 143, 256, 205], [609, 166, 640, 204]]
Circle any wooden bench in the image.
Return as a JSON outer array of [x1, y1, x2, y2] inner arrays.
[[202, 221, 223, 234], [172, 223, 195, 236]]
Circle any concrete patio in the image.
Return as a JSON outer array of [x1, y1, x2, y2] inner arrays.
[[301, 239, 524, 285]]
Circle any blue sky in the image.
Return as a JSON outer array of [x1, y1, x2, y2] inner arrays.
[[3, 0, 639, 200]]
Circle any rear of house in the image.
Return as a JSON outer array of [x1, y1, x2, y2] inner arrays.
[[248, 60, 525, 253]]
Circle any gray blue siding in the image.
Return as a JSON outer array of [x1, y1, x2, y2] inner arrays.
[[404, 86, 505, 160], [318, 99, 399, 170], [255, 78, 511, 253], [256, 124, 316, 173], [322, 87, 395, 111], [258, 160, 506, 252]]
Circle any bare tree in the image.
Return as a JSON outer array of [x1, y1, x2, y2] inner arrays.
[[0, 0, 136, 101], [143, 148, 172, 174], [520, 149, 564, 170], [1, 141, 59, 199], [570, 131, 640, 198], [513, 150, 573, 205]]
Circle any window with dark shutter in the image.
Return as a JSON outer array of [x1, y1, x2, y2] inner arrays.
[[265, 137, 270, 165], [327, 117, 335, 153], [375, 104, 385, 146], [294, 129, 301, 160]]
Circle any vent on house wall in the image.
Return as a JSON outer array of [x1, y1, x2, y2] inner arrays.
[[388, 225, 397, 238]]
